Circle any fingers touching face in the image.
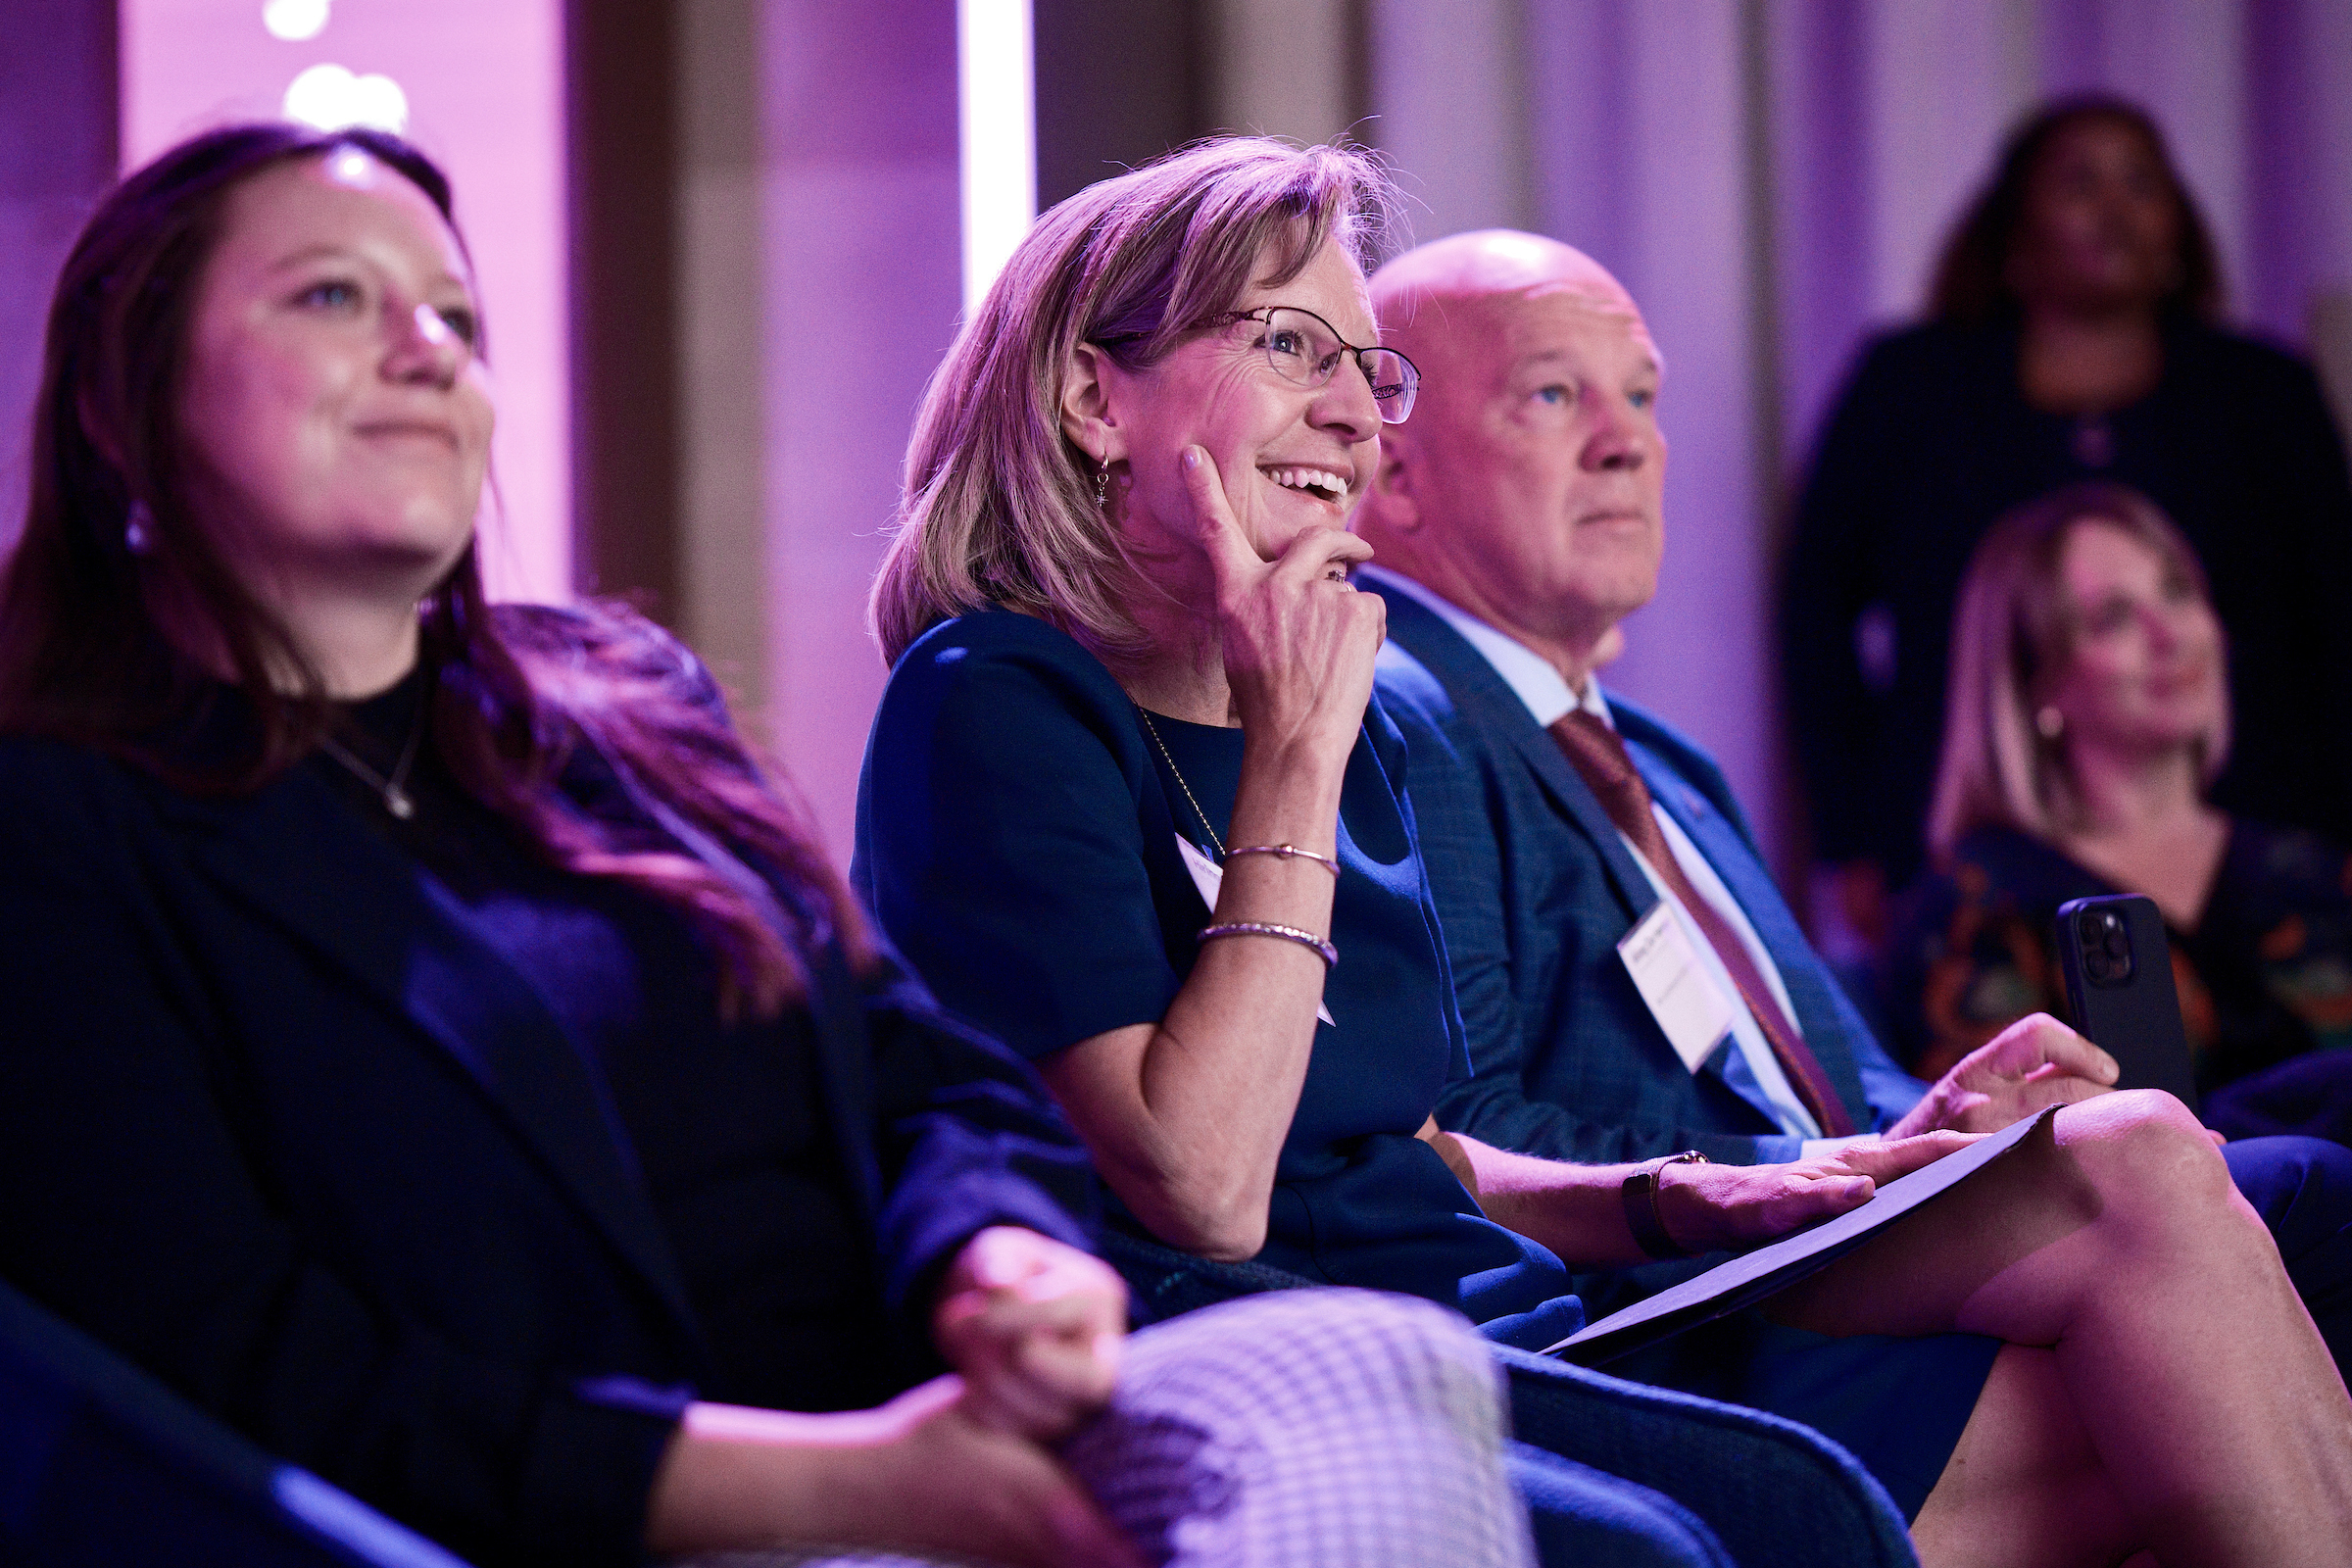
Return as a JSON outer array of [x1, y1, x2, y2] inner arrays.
[[1067, 234, 1385, 579]]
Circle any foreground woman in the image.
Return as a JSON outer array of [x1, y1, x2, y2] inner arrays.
[[855, 135, 2352, 1566], [1885, 482, 2352, 1139], [0, 124, 1542, 1568]]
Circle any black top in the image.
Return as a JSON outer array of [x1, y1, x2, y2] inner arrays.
[[853, 608, 1570, 1323], [0, 607, 1099, 1568], [1781, 317, 2352, 886], [1880, 820, 2352, 1093], [316, 670, 892, 1416]]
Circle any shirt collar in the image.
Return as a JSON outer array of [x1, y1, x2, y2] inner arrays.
[[1362, 564, 1614, 730]]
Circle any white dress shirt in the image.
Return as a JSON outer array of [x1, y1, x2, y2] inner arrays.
[[1365, 564, 1835, 1144]]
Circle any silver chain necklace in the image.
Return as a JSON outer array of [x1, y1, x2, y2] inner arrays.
[[316, 710, 425, 820], [1136, 708, 1224, 857]]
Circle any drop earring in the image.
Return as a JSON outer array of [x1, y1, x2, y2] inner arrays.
[[2035, 705, 2065, 740], [1094, 459, 1111, 514], [123, 501, 155, 557]]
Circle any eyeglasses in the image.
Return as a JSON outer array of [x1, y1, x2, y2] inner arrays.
[[1099, 306, 1421, 424]]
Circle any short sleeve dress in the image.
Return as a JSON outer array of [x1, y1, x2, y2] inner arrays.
[[852, 608, 1570, 1326], [855, 607, 2011, 1522]]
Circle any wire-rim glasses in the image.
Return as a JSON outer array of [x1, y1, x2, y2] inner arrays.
[[1099, 306, 1421, 424]]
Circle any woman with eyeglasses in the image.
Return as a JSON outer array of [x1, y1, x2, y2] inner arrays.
[[857, 136, 2352, 1566], [0, 122, 1554, 1568]]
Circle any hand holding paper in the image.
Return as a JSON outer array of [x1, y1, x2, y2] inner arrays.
[[1653, 1131, 1980, 1252]]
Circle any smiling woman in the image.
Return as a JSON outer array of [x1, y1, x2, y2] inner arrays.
[[1885, 483, 2352, 1143], [0, 123, 1545, 1568], [175, 145, 491, 696]]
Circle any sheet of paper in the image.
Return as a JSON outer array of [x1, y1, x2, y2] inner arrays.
[[1618, 900, 1736, 1072], [1176, 834, 1334, 1027], [1544, 1106, 2056, 1365]]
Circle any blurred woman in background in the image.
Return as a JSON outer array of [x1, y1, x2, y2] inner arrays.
[[1882, 482, 2352, 1145], [856, 133, 2352, 1568], [1782, 95, 2352, 946]]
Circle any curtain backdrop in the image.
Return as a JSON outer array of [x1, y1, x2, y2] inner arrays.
[[1366, 0, 2352, 885]]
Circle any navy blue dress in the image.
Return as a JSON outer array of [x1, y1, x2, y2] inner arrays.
[[853, 609, 1569, 1326], [855, 609, 2016, 1520]]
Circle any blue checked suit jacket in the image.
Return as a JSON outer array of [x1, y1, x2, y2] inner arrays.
[[1369, 584, 1929, 1166]]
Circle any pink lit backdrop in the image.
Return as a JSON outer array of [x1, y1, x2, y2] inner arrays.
[[121, 0, 572, 606]]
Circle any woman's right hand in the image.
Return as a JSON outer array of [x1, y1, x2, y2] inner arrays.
[[1653, 1132, 1980, 1252], [1184, 445, 1386, 764], [882, 1377, 1146, 1568], [645, 1380, 1144, 1568]]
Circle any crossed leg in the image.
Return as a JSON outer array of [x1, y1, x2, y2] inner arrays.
[[1764, 1090, 2352, 1568]]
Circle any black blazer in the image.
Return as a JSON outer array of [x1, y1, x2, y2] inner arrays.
[[0, 721, 1097, 1568]]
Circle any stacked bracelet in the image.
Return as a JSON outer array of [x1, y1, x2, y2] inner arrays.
[[1197, 920, 1339, 968], [1224, 843, 1342, 877]]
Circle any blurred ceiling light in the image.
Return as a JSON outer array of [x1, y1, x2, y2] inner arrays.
[[956, 0, 1035, 316], [283, 63, 409, 133], [262, 0, 330, 41]]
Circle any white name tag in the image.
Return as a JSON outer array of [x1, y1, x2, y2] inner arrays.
[[1176, 834, 1335, 1026], [1617, 901, 1735, 1072]]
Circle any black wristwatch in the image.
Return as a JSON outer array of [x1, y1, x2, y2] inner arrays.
[[1622, 1151, 1709, 1260]]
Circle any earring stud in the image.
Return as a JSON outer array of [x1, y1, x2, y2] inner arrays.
[[124, 501, 155, 556]]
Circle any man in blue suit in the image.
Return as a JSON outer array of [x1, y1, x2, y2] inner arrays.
[[1358, 229, 2352, 1361]]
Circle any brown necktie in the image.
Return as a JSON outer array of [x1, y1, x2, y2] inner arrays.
[[1549, 710, 1858, 1137]]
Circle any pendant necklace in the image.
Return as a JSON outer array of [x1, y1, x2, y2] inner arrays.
[[316, 707, 425, 820], [1137, 708, 1224, 856]]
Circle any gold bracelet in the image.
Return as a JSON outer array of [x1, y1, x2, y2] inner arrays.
[[1224, 843, 1342, 877], [1197, 921, 1339, 968]]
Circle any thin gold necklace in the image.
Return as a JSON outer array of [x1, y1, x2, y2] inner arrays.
[[1136, 708, 1224, 857]]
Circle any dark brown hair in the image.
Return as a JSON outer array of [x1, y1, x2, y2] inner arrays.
[[1929, 95, 2223, 327], [0, 121, 862, 1014]]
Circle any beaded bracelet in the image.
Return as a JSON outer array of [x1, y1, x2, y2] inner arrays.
[[1224, 843, 1342, 877], [1198, 920, 1339, 968]]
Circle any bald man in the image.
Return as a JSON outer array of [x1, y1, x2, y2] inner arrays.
[[1356, 230, 2352, 1442]]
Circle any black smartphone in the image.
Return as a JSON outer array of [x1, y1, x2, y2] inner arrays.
[[2054, 894, 2199, 1111]]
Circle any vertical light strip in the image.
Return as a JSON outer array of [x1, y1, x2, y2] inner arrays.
[[957, 0, 1037, 315]]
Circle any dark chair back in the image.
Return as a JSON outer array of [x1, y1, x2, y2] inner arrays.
[[0, 1277, 467, 1567]]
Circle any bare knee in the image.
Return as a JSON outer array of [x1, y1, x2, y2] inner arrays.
[[2056, 1090, 2243, 1234]]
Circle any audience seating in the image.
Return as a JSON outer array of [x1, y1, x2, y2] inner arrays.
[[0, 1276, 464, 1568], [1101, 1230, 1921, 1568]]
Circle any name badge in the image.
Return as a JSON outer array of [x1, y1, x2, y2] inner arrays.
[[1617, 900, 1734, 1072], [1177, 834, 1335, 1027]]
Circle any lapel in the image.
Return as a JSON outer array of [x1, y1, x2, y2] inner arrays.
[[1379, 590, 1662, 925], [1377, 589, 1777, 1103], [1617, 716, 1870, 1123], [151, 769, 703, 1342]]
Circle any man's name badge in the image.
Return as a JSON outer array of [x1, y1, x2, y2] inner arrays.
[[1176, 833, 1334, 1026], [1617, 901, 1735, 1072]]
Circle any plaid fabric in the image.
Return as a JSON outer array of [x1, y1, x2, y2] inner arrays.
[[681, 1290, 1535, 1568]]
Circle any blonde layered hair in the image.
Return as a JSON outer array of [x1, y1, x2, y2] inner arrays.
[[1927, 482, 2230, 856], [869, 137, 1399, 667]]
